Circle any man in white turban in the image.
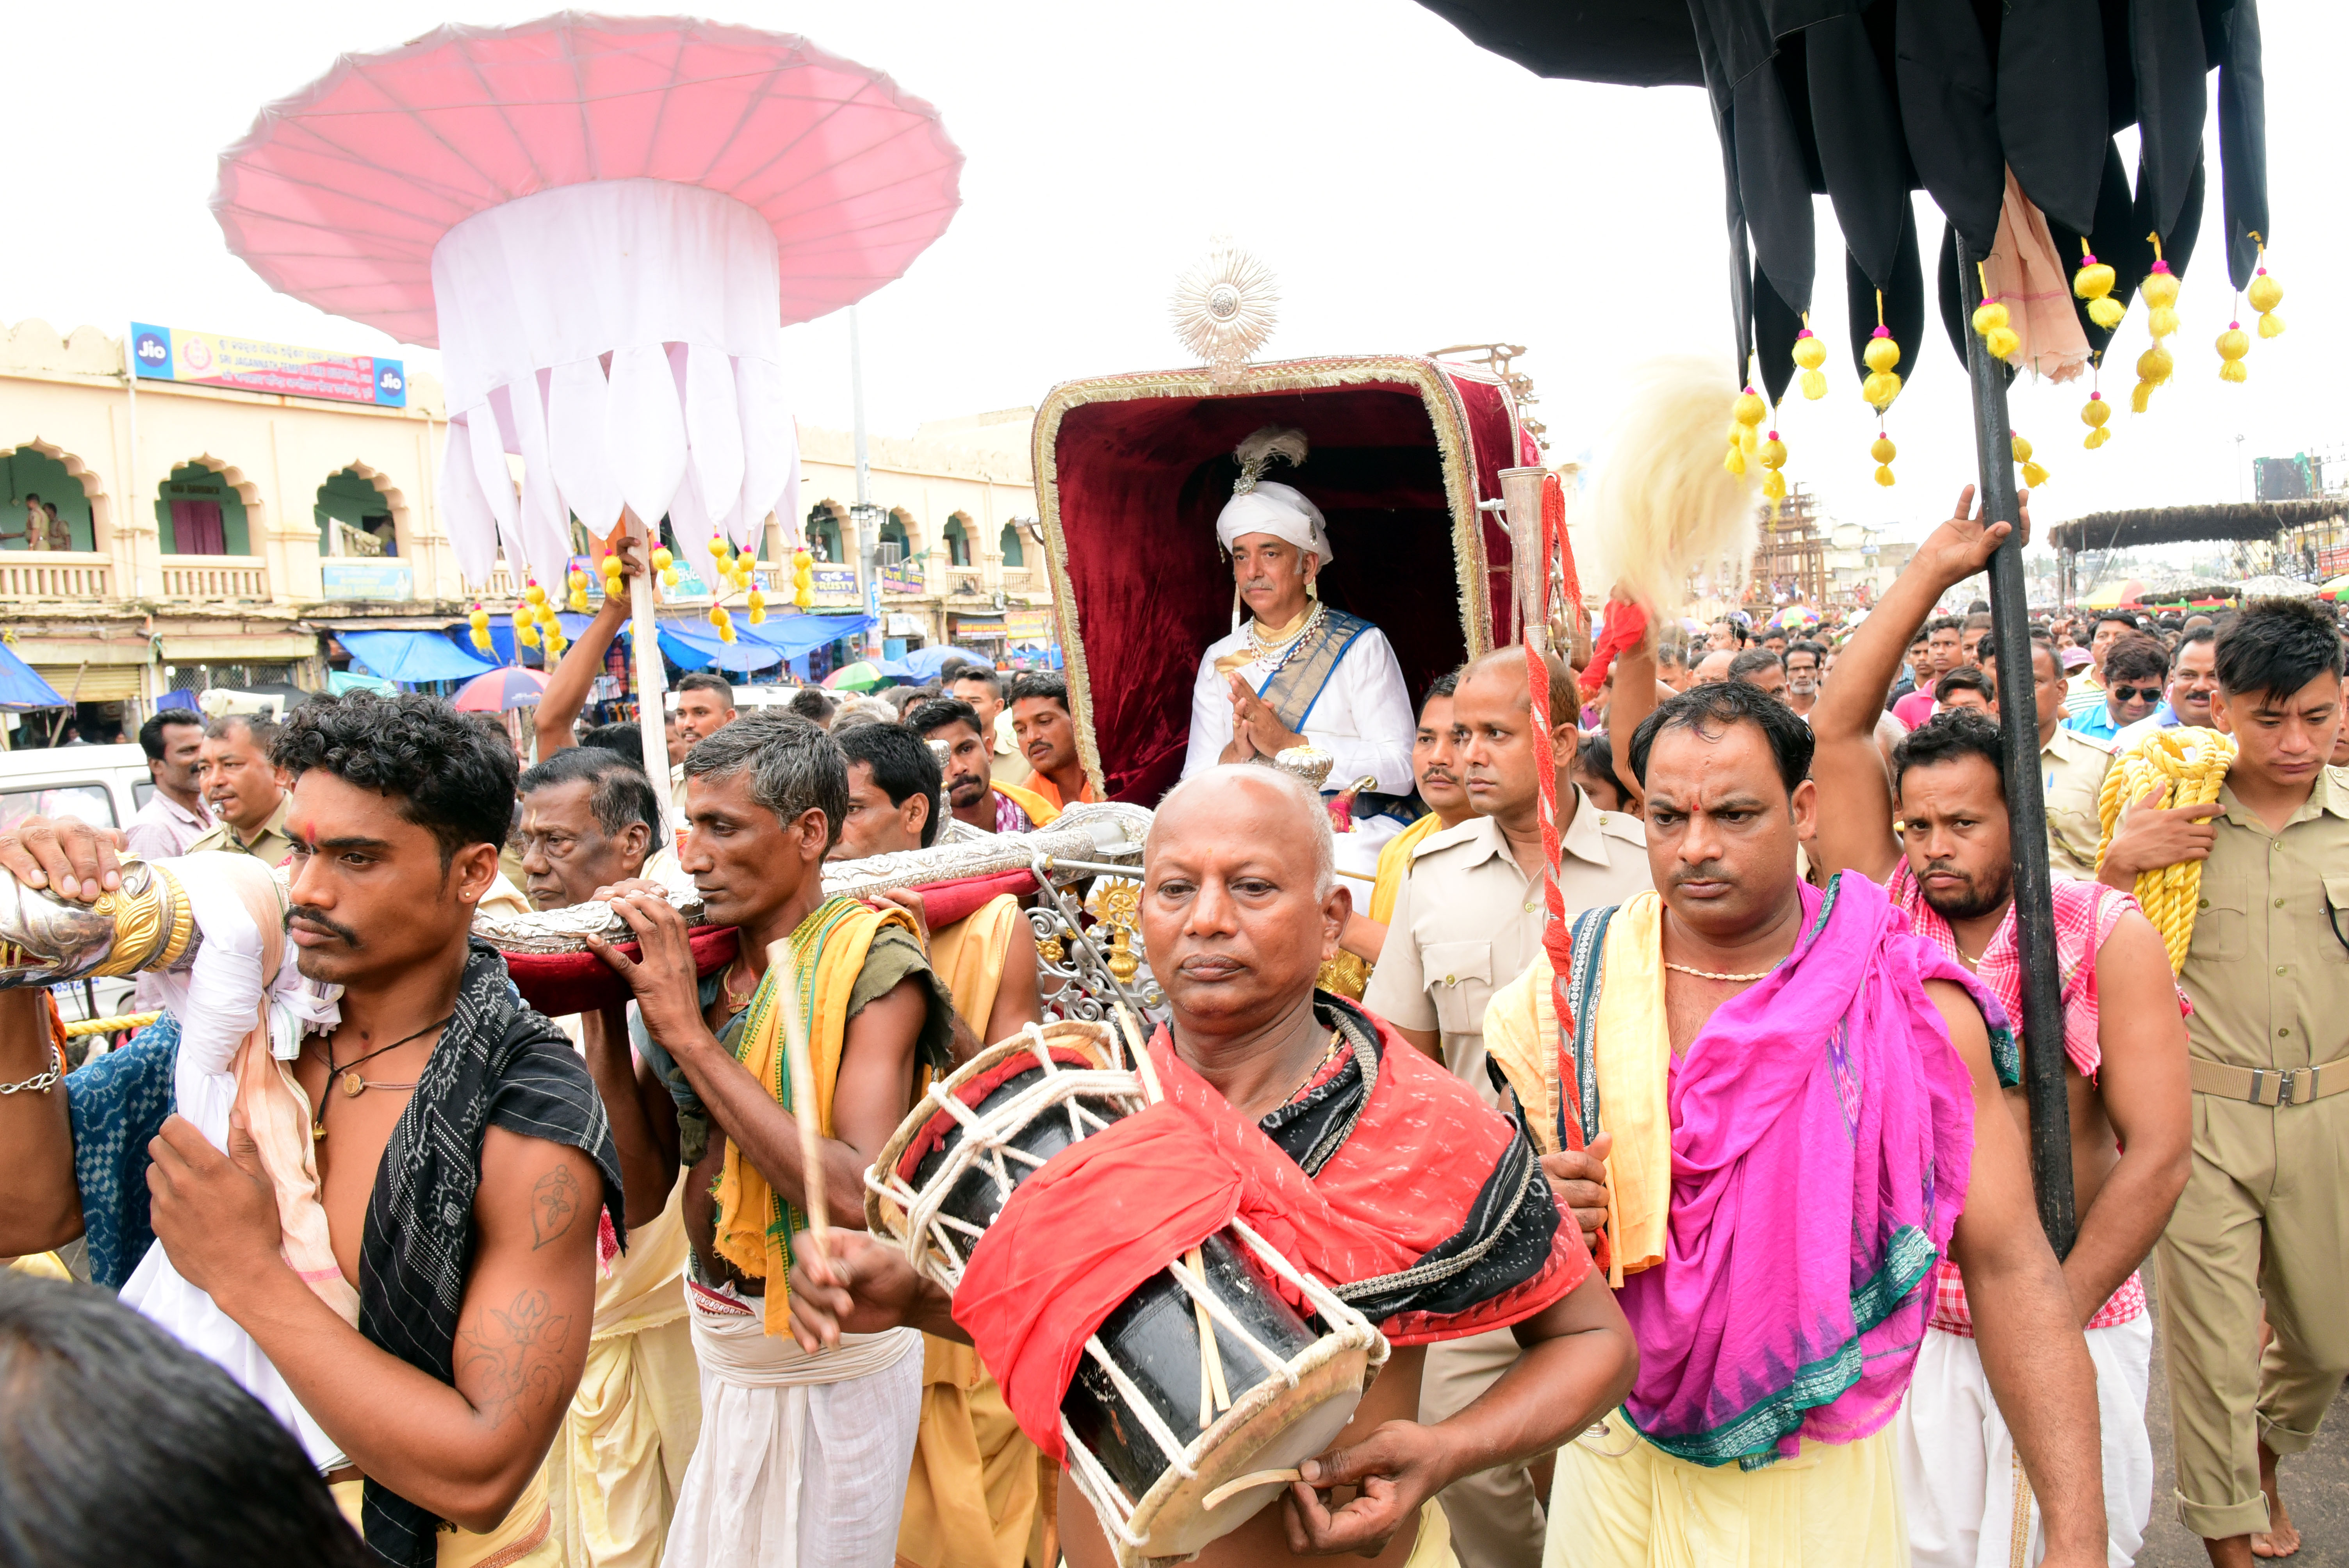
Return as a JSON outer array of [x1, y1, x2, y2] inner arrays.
[[1180, 428, 1416, 878]]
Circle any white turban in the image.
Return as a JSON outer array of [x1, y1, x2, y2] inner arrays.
[[1215, 480, 1333, 565]]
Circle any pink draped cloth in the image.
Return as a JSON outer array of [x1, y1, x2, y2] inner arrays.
[[1617, 872, 1991, 1468]]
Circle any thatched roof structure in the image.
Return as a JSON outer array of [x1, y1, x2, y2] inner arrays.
[[2050, 499, 2349, 555]]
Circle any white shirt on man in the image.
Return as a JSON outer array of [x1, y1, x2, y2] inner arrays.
[[1180, 620, 1415, 796]]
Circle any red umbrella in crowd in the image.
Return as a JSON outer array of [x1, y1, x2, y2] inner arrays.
[[451, 666, 551, 713]]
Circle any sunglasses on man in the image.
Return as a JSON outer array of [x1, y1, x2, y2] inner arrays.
[[2109, 684, 2164, 704]]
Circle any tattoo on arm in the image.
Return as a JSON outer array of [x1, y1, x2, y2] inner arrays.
[[458, 1290, 573, 1430], [529, 1167, 581, 1251]]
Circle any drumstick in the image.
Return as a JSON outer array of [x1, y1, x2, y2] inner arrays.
[[777, 937, 830, 1265]]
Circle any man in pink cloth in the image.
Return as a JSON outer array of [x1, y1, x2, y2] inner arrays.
[[1486, 668, 2106, 1566], [1809, 489, 2190, 1567]]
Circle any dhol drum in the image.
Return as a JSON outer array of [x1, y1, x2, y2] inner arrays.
[[866, 1020, 1387, 1566]]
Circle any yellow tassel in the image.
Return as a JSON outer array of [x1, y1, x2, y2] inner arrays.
[[1870, 434, 1896, 464], [2248, 271, 2283, 314], [2130, 380, 2155, 413], [1862, 371, 1901, 410], [2140, 259, 2180, 313], [2258, 312, 2286, 339], [2088, 296, 2126, 330], [2217, 323, 2251, 383], [1724, 439, 1747, 477], [2023, 459, 2050, 487], [1762, 469, 1787, 501], [650, 546, 674, 572], [2080, 389, 2112, 448], [1874, 465, 1896, 488], [2073, 247, 2117, 305], [1985, 326, 2020, 361], [2085, 426, 2112, 449], [1734, 389, 1767, 428], [1972, 272, 2022, 363], [2148, 305, 2180, 339], [1971, 297, 2010, 335], [1793, 322, 1828, 401], [2138, 344, 2174, 384], [1863, 333, 1901, 374]]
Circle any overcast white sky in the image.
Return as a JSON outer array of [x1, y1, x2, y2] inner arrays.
[[14, 0, 2345, 550]]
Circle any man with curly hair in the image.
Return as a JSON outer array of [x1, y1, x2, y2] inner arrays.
[[0, 692, 623, 1568]]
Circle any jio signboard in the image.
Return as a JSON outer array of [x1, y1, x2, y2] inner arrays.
[[131, 322, 406, 408]]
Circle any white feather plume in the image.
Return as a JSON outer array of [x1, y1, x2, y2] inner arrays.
[[1232, 425, 1309, 491], [1585, 357, 1757, 612]]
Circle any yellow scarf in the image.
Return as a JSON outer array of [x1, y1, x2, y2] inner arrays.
[[1481, 891, 1672, 1286], [711, 895, 914, 1336], [1367, 812, 1447, 927], [927, 893, 1023, 1039], [1213, 602, 1315, 678], [991, 778, 1060, 827]]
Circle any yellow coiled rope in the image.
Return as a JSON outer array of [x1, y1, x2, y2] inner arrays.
[[2096, 727, 2235, 972]]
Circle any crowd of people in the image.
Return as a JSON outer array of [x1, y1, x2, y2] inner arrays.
[[0, 467, 2343, 1568]]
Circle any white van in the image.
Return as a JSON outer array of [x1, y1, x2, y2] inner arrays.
[[0, 741, 156, 838]]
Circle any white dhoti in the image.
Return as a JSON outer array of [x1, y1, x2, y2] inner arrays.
[[664, 1282, 923, 1568], [1893, 1312, 2153, 1568]]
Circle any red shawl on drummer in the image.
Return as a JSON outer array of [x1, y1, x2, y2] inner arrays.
[[950, 994, 1589, 1457]]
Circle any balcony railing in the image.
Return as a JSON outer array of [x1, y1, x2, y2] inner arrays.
[[0, 550, 113, 602], [159, 555, 269, 603]]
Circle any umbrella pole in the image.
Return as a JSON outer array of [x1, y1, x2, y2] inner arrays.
[[1955, 235, 2076, 1258], [626, 509, 675, 837]]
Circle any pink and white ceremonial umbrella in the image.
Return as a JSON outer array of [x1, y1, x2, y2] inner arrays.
[[211, 13, 961, 789]]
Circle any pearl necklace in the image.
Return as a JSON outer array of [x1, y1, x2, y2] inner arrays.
[[1664, 961, 1774, 982], [1247, 600, 1326, 676]]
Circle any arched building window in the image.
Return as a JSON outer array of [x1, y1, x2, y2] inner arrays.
[[316, 467, 397, 556], [999, 521, 1025, 569], [807, 504, 844, 563], [880, 511, 912, 559], [943, 515, 971, 567], [156, 462, 250, 556], [1, 445, 97, 552]]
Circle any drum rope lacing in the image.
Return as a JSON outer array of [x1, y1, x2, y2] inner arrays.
[[867, 1021, 1390, 1546]]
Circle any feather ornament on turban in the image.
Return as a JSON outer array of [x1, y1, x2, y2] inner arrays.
[[1215, 424, 1332, 562]]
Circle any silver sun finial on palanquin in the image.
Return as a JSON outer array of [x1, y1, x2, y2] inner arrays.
[[1170, 236, 1279, 387]]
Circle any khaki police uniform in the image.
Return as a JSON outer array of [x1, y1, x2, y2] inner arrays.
[[186, 798, 294, 867], [2042, 724, 2114, 881], [2156, 766, 2349, 1540], [989, 707, 1033, 787], [1359, 786, 1654, 1568]]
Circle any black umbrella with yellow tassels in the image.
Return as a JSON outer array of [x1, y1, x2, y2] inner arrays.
[[1415, 0, 2280, 1253]]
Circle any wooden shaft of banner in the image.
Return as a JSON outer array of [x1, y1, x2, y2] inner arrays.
[[627, 509, 674, 835], [1955, 233, 2076, 1258]]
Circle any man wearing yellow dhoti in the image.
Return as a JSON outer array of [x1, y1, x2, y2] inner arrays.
[[1481, 679, 2110, 1568], [515, 747, 702, 1568], [1180, 427, 1416, 882], [827, 718, 1046, 1568]]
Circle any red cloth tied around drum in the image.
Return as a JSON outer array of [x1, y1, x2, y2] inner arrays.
[[952, 1022, 1589, 1459]]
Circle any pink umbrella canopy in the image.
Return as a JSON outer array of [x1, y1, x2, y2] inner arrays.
[[453, 666, 552, 712], [209, 14, 963, 590], [212, 14, 962, 346]]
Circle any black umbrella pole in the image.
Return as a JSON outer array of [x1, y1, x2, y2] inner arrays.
[[1955, 237, 2077, 1258]]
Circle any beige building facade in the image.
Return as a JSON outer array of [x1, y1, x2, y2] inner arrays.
[[0, 316, 1050, 734]]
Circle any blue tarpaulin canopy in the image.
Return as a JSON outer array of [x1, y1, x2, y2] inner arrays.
[[340, 629, 499, 684], [0, 642, 67, 708], [738, 613, 874, 660], [898, 643, 993, 679], [656, 619, 783, 673]]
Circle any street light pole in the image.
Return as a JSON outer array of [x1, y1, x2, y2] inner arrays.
[[850, 306, 881, 659], [1956, 235, 2076, 1258]]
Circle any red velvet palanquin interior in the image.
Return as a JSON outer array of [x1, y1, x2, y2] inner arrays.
[[1046, 366, 1535, 804]]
